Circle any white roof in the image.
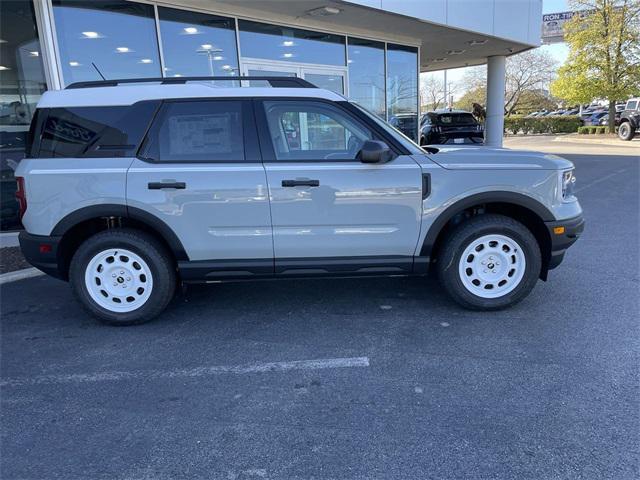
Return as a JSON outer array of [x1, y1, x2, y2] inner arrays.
[[37, 83, 344, 108]]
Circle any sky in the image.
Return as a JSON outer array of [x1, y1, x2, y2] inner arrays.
[[424, 0, 571, 100]]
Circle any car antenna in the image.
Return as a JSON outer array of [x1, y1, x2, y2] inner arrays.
[[91, 62, 106, 80]]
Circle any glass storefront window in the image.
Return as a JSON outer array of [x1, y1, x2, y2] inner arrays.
[[52, 0, 161, 86], [158, 7, 239, 78], [239, 20, 345, 66], [348, 37, 385, 119], [386, 44, 418, 141], [0, 0, 47, 230]]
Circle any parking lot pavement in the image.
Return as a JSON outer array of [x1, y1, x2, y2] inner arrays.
[[2, 150, 639, 480]]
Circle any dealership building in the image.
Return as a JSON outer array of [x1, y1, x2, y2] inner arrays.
[[1, 0, 542, 229]]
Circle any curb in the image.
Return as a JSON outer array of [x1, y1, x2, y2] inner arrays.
[[0, 268, 45, 285]]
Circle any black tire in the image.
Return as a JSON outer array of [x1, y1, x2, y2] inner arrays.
[[437, 214, 541, 310], [618, 122, 635, 141], [69, 228, 176, 326]]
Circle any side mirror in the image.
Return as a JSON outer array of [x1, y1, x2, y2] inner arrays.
[[357, 140, 393, 163]]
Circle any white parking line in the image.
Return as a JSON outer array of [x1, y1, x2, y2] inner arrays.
[[0, 357, 370, 387], [0, 267, 44, 285]]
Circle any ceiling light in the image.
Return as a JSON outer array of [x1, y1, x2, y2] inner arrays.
[[69, 61, 80, 67], [307, 6, 341, 16], [29, 51, 39, 57], [140, 58, 153, 64], [116, 47, 130, 53], [432, 57, 446, 63], [0, 39, 7, 44], [183, 27, 199, 34], [282, 40, 294, 47], [213, 55, 223, 61], [82, 31, 100, 38], [467, 39, 488, 46], [173, 74, 182, 77], [0, 65, 10, 70], [222, 65, 232, 70], [283, 52, 293, 58], [447, 49, 465, 55], [347, 59, 353, 64], [200, 44, 213, 50]]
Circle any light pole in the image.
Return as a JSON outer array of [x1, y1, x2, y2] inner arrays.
[[196, 45, 223, 76]]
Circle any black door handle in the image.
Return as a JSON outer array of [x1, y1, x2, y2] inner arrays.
[[281, 179, 320, 187], [148, 182, 186, 190]]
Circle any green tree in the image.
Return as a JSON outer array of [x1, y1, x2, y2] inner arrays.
[[550, 0, 640, 133]]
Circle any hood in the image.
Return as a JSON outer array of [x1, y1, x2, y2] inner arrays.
[[421, 146, 574, 171]]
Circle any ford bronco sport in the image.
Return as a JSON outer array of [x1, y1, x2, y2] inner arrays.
[[16, 76, 584, 325]]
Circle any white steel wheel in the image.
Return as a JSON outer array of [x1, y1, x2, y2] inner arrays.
[[458, 234, 526, 299], [84, 248, 154, 313]]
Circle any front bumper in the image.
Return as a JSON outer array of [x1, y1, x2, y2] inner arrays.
[[545, 214, 585, 270], [18, 231, 65, 280]]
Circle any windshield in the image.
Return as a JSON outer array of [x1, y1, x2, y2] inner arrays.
[[351, 103, 426, 155]]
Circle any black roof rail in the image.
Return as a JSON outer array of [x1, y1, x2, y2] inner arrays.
[[65, 76, 316, 89]]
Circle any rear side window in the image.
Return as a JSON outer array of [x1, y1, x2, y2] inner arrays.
[[144, 100, 245, 162], [437, 113, 477, 125], [36, 102, 159, 158], [626, 100, 637, 111]]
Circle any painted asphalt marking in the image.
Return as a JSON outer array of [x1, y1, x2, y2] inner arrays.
[[575, 168, 628, 193], [0, 268, 44, 285], [0, 357, 370, 387]]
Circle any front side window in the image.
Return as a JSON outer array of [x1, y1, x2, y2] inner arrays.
[[52, 0, 161, 85], [626, 100, 637, 111], [263, 101, 372, 161], [146, 101, 245, 162]]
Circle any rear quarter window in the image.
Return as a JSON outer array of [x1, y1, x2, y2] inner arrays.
[[35, 101, 159, 158]]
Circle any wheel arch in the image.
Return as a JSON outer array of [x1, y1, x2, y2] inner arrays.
[[421, 192, 554, 279], [52, 204, 188, 280]]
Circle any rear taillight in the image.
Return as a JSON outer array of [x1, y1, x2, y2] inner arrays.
[[15, 176, 27, 220]]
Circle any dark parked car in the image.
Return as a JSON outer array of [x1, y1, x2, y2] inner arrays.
[[618, 98, 640, 141], [388, 114, 418, 140], [582, 111, 607, 126], [420, 111, 483, 145], [598, 113, 621, 127]]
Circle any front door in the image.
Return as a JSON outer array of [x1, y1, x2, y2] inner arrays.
[[256, 98, 423, 274]]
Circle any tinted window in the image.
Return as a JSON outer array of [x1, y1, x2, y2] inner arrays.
[[239, 20, 345, 66], [436, 113, 477, 125], [52, 0, 161, 86], [37, 102, 158, 158], [158, 7, 239, 78], [348, 37, 385, 118], [263, 101, 373, 161], [146, 101, 244, 162]]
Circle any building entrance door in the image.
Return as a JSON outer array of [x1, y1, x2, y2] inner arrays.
[[241, 60, 347, 95]]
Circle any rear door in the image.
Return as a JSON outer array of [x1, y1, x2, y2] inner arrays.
[[256, 98, 423, 275], [127, 99, 273, 271]]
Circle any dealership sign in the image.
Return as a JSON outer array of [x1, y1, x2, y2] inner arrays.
[[542, 10, 596, 44]]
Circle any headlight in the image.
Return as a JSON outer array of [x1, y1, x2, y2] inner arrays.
[[561, 169, 576, 200]]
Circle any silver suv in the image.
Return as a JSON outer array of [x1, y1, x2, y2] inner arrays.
[[16, 77, 584, 325]]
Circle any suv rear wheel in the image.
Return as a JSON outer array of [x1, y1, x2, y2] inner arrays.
[[437, 214, 541, 310], [618, 122, 635, 141], [69, 229, 176, 325]]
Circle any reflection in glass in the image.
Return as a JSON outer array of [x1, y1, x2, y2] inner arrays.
[[386, 44, 418, 141], [52, 0, 161, 85], [348, 38, 385, 118], [0, 0, 47, 230], [304, 73, 344, 95], [239, 21, 345, 66], [158, 7, 238, 78]]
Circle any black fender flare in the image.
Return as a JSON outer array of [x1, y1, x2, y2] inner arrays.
[[51, 204, 188, 261], [419, 191, 554, 258]]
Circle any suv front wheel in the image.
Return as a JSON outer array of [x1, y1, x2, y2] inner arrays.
[[437, 214, 541, 310], [69, 229, 176, 325], [618, 122, 635, 141]]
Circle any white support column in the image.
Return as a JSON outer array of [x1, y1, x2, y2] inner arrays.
[[485, 55, 506, 147]]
